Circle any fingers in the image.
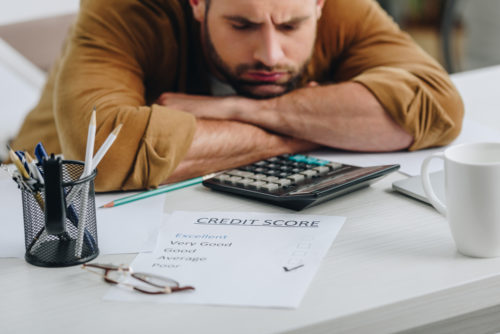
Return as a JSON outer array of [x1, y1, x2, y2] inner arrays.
[[307, 81, 319, 88], [156, 92, 171, 105]]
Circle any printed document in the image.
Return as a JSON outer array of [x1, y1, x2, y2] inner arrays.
[[104, 211, 346, 308]]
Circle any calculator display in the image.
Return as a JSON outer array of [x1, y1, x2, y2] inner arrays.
[[202, 154, 399, 210]]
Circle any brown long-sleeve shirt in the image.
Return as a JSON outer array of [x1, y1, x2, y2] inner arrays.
[[11, 0, 464, 191]]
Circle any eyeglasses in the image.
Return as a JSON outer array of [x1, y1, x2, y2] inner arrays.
[[82, 263, 195, 295]]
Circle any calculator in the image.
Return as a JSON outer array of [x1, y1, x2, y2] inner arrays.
[[202, 154, 399, 210]]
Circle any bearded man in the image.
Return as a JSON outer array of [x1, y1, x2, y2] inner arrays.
[[11, 0, 464, 191]]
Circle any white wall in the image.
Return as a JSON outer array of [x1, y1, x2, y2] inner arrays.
[[0, 0, 79, 25], [0, 1, 78, 160], [460, 0, 500, 70]]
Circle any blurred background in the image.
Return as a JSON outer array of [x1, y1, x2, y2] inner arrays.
[[2, 0, 500, 75], [0, 0, 499, 159], [378, 0, 500, 73]]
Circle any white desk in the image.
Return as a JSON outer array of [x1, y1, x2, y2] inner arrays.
[[2, 67, 500, 334]]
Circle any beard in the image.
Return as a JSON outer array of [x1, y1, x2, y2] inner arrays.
[[204, 22, 310, 99]]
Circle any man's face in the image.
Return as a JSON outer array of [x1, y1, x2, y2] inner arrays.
[[192, 0, 324, 99]]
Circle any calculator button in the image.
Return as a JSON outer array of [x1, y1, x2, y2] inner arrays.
[[300, 170, 318, 178], [261, 183, 279, 192], [254, 161, 267, 167], [327, 162, 343, 170], [287, 174, 305, 182], [277, 179, 292, 187], [240, 171, 256, 178], [266, 170, 280, 176], [248, 181, 267, 189], [278, 172, 291, 178], [313, 166, 330, 175], [229, 176, 243, 184], [214, 174, 232, 182], [253, 174, 267, 180], [236, 178, 254, 187], [264, 176, 279, 183], [280, 165, 293, 172], [227, 170, 252, 177], [240, 166, 257, 173]]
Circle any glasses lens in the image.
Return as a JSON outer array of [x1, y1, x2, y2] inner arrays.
[[105, 269, 127, 284], [83, 263, 188, 294]]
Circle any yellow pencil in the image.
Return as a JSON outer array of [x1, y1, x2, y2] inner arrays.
[[7, 146, 30, 179]]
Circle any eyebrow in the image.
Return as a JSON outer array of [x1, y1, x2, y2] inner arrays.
[[223, 15, 310, 26]]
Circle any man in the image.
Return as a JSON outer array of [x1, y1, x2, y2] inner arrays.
[[11, 0, 464, 191]]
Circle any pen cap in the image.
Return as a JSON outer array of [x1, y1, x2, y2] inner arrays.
[[42, 155, 67, 235]]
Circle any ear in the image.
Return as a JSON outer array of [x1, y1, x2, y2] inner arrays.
[[315, 0, 325, 19], [189, 0, 206, 22]]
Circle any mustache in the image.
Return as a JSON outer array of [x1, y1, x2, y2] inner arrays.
[[235, 62, 295, 76]]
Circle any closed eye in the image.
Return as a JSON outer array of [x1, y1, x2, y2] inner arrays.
[[231, 23, 258, 31], [278, 23, 299, 32]]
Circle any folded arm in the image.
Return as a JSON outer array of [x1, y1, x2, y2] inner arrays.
[[166, 119, 318, 183], [157, 82, 413, 153]]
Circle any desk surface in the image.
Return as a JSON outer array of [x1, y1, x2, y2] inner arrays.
[[2, 67, 500, 334]]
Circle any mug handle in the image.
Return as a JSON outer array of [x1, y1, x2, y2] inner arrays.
[[421, 153, 447, 216]]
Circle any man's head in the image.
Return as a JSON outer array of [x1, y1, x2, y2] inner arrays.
[[189, 0, 325, 99]]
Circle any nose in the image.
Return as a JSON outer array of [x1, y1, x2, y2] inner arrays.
[[253, 26, 285, 67]]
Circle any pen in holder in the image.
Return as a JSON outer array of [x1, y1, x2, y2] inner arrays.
[[21, 158, 99, 267]]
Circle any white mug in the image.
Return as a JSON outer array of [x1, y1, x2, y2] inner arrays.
[[421, 142, 500, 258]]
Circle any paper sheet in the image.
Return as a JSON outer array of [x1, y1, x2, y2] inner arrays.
[[309, 118, 500, 176], [0, 177, 25, 258], [104, 211, 346, 308], [94, 193, 164, 254], [0, 170, 164, 258]]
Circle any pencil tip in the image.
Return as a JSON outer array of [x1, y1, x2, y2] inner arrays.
[[25, 152, 34, 162], [91, 108, 96, 125], [112, 124, 123, 135], [101, 202, 114, 208]]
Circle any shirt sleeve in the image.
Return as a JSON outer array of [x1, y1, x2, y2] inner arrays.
[[316, 0, 464, 150], [53, 0, 196, 191]]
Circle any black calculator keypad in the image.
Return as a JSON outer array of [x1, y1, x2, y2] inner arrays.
[[203, 154, 399, 210], [211, 154, 333, 192]]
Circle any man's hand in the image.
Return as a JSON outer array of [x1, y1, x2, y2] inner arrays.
[[155, 81, 319, 121]]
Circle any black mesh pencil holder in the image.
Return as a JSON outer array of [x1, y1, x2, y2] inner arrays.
[[21, 160, 99, 267]]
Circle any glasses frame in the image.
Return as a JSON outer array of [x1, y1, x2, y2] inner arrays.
[[82, 263, 194, 295]]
